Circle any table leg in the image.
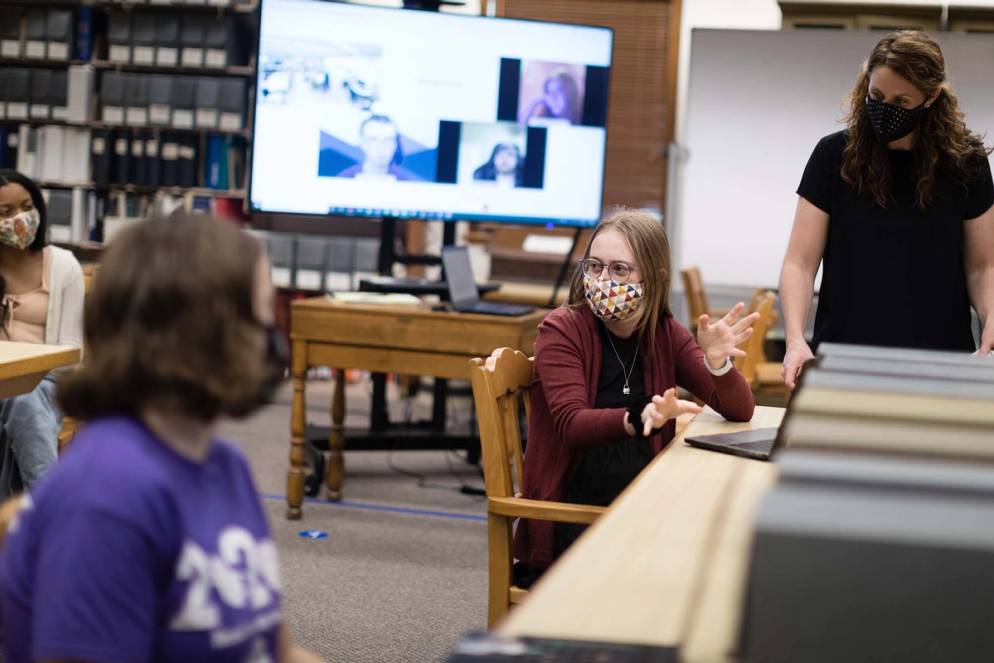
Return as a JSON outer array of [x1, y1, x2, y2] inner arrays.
[[287, 339, 307, 519], [325, 367, 346, 501]]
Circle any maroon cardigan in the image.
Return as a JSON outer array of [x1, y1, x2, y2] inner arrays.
[[515, 305, 755, 568]]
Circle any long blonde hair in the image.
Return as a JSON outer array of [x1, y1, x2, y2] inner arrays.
[[841, 30, 991, 210], [567, 209, 672, 352]]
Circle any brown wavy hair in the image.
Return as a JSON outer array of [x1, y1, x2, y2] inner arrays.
[[58, 214, 270, 422], [567, 208, 672, 352], [841, 30, 991, 210]]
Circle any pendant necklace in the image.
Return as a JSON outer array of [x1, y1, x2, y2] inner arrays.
[[606, 334, 639, 396]]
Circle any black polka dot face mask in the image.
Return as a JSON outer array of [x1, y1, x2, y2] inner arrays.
[[865, 95, 927, 144]]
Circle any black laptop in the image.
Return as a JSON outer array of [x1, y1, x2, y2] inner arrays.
[[441, 246, 534, 317], [684, 427, 783, 461]]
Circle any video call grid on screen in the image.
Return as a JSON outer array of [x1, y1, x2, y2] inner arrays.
[[249, 0, 613, 227]]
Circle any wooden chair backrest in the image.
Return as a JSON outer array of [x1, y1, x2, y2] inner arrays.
[[736, 290, 777, 384], [469, 348, 532, 500], [681, 267, 709, 325]]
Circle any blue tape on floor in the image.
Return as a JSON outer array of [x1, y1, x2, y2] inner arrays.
[[259, 493, 487, 523], [298, 530, 329, 540]]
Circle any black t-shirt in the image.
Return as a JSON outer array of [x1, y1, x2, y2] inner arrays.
[[555, 322, 652, 556], [797, 130, 994, 351]]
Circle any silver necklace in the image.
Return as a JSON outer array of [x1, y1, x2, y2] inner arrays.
[[606, 334, 639, 396]]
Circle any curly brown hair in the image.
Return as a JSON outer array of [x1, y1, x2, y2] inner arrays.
[[58, 214, 270, 422], [841, 30, 992, 210], [567, 208, 672, 352]]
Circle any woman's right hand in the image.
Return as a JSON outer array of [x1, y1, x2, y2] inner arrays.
[[639, 388, 703, 436], [782, 339, 815, 390]]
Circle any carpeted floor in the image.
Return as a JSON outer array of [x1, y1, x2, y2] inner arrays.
[[217, 377, 489, 663]]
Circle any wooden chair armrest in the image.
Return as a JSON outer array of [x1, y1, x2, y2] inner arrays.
[[488, 496, 605, 524]]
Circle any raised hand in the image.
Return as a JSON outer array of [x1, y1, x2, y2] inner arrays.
[[640, 388, 703, 437], [697, 302, 759, 370]]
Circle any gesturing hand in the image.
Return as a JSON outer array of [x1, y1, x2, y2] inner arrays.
[[697, 302, 759, 370], [640, 388, 703, 437]]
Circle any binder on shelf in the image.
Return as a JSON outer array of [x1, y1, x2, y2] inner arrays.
[[0, 8, 23, 59], [171, 78, 196, 129], [107, 13, 131, 65], [63, 128, 92, 184], [46, 188, 73, 244], [180, 16, 206, 68], [160, 132, 179, 186], [38, 125, 66, 183], [6, 69, 29, 121], [144, 131, 161, 187], [1, 126, 18, 169], [29, 70, 52, 120], [132, 129, 147, 187], [50, 71, 69, 122], [0, 70, 7, 121], [184, 0, 211, 7], [205, 134, 229, 189], [204, 18, 233, 69], [67, 64, 95, 124], [91, 128, 112, 186], [16, 125, 37, 178], [147, 76, 173, 127], [218, 79, 246, 131], [132, 14, 157, 66], [155, 15, 180, 67], [113, 130, 131, 185], [208, 0, 234, 7], [70, 187, 92, 245], [177, 135, 198, 188], [25, 10, 47, 60], [100, 72, 126, 125], [125, 76, 149, 127], [45, 9, 73, 62], [195, 78, 220, 129], [74, 6, 93, 62]]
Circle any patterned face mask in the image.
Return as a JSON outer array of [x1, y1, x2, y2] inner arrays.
[[0, 209, 40, 250], [583, 274, 644, 322], [865, 96, 926, 144]]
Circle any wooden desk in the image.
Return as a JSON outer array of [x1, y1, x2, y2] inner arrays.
[[287, 297, 546, 519], [500, 405, 785, 662], [0, 342, 80, 400]]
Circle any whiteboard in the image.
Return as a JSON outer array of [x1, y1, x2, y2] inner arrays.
[[676, 28, 994, 289]]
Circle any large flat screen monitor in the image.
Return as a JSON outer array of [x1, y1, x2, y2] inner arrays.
[[249, 0, 612, 227]]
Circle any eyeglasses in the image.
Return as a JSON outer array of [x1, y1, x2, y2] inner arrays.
[[580, 258, 639, 284]]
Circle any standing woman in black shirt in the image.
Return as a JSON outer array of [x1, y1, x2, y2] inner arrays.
[[779, 30, 994, 388]]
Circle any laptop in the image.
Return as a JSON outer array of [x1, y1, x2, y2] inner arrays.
[[684, 427, 782, 461], [441, 246, 534, 317]]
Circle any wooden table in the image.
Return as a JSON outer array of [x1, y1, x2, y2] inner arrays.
[[0, 342, 80, 399], [500, 405, 785, 662], [287, 297, 546, 519]]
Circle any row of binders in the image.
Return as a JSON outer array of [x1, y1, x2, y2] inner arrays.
[[0, 8, 76, 61], [43, 187, 98, 245], [0, 124, 91, 185], [102, 1, 255, 6], [0, 67, 94, 124], [91, 129, 246, 191], [101, 73, 248, 131], [743, 343, 994, 662], [108, 14, 247, 69]]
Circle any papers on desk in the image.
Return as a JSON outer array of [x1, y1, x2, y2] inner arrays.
[[328, 292, 422, 306]]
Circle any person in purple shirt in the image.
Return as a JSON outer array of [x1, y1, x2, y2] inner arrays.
[[335, 114, 419, 181], [0, 214, 322, 663]]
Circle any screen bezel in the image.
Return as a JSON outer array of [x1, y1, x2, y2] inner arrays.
[[248, 0, 614, 229]]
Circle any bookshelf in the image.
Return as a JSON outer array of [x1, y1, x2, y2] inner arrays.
[[0, 0, 260, 243]]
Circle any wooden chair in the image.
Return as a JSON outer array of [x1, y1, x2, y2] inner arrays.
[[469, 348, 606, 627], [680, 267, 726, 332], [735, 290, 778, 388], [0, 494, 25, 549]]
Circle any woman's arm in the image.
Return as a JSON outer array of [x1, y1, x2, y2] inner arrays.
[[56, 254, 85, 352], [779, 196, 829, 389], [965, 203, 994, 353], [535, 315, 631, 448]]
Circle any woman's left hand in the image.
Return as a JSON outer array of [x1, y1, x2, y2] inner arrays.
[[697, 302, 759, 370]]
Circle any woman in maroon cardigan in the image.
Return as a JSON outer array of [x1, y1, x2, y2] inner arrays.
[[514, 209, 758, 585]]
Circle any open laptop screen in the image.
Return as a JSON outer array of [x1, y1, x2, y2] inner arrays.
[[442, 247, 480, 306]]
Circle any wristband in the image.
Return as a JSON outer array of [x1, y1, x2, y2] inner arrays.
[[705, 356, 733, 377]]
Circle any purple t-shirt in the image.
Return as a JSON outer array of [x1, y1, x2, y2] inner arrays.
[[0, 416, 282, 663]]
